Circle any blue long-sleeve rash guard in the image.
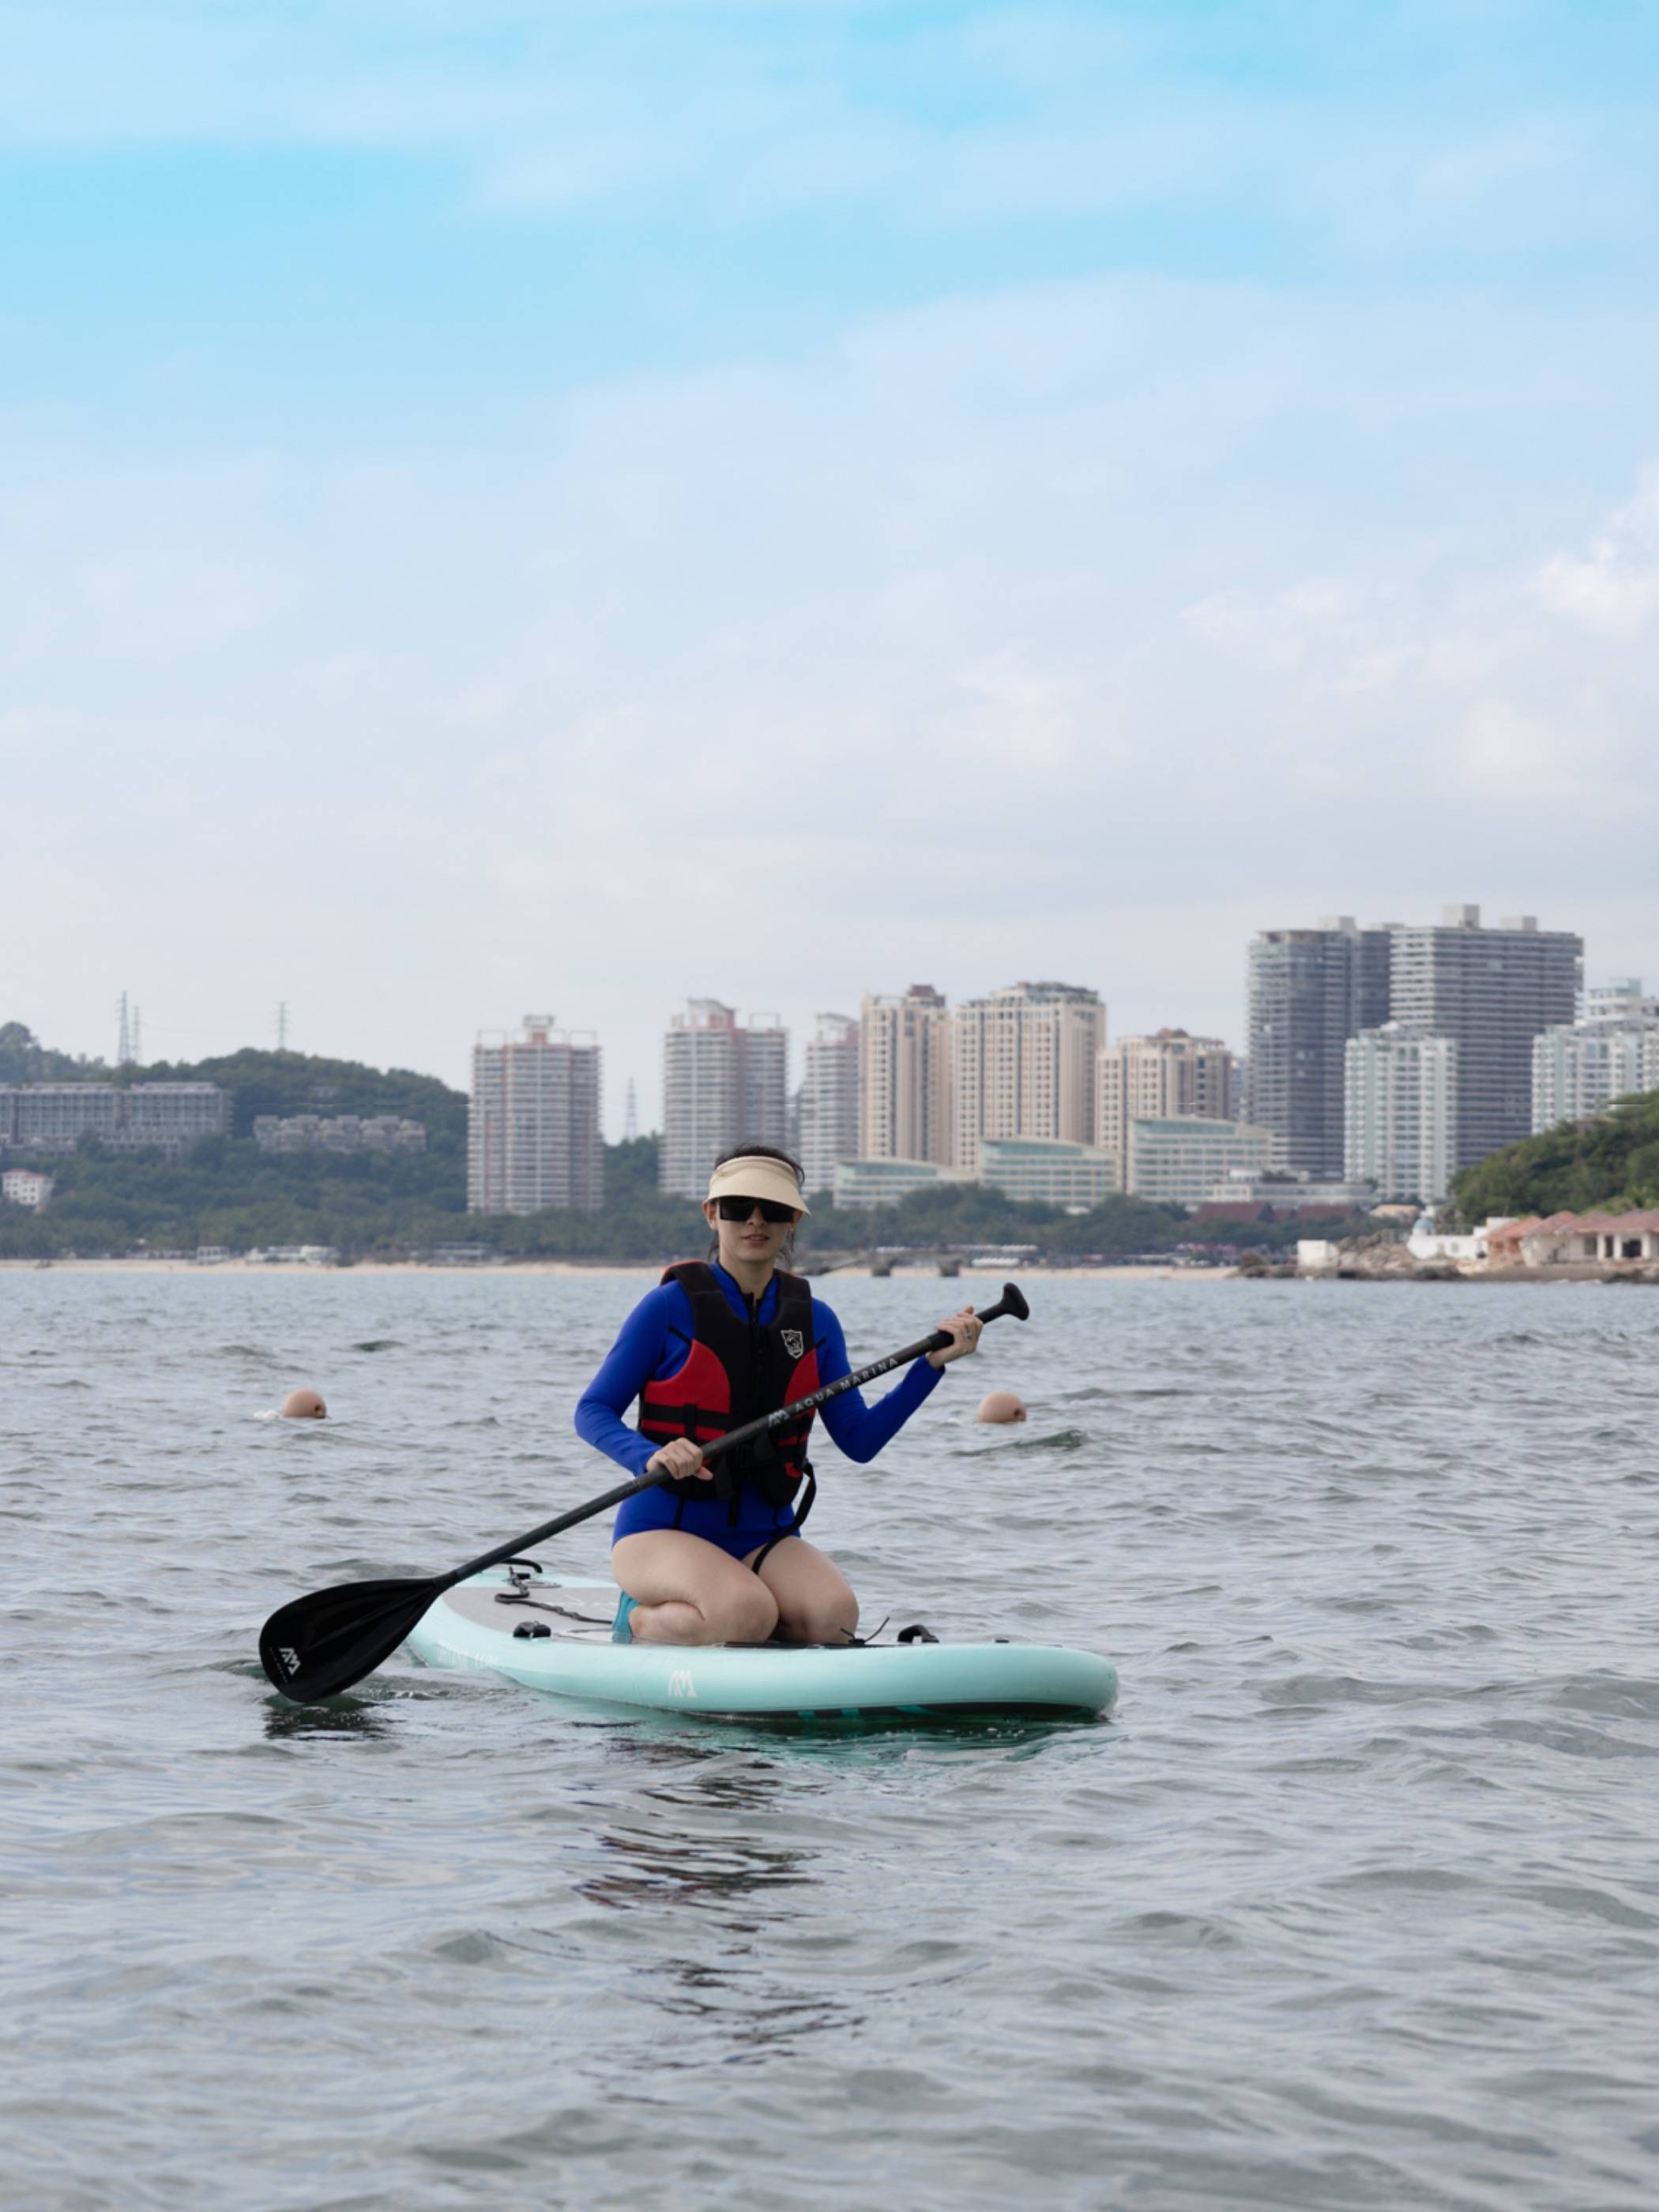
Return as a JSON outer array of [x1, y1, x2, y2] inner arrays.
[[574, 1263, 943, 1481]]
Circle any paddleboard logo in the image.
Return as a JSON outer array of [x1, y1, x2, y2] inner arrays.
[[668, 1670, 698, 1699], [781, 1329, 804, 1358]]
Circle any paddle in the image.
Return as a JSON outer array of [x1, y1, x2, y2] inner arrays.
[[259, 1281, 1030, 1702]]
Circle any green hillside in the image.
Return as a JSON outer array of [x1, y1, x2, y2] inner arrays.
[[1451, 1089, 1659, 1222], [131, 1046, 469, 1150]]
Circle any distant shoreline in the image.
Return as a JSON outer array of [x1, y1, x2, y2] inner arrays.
[[0, 1258, 1236, 1282]]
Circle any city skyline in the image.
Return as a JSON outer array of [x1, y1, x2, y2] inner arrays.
[[9, 925, 1657, 1211], [18, 904, 1643, 1149]]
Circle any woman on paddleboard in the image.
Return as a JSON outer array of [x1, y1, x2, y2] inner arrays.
[[575, 1144, 983, 1646]]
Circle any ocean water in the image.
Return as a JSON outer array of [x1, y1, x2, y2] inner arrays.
[[4, 1269, 1659, 2212]]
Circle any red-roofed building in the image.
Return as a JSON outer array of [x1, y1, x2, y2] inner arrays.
[[1518, 1209, 1659, 1266]]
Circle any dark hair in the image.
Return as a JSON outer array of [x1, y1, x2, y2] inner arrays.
[[705, 1142, 806, 1265]]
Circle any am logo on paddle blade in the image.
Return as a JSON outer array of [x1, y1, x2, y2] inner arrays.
[[280, 1648, 301, 1675]]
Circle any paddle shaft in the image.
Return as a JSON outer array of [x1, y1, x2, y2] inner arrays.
[[440, 1281, 1029, 1588]]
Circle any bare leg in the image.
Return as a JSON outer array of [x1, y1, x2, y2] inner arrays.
[[747, 1537, 859, 1645], [612, 1530, 780, 1646]]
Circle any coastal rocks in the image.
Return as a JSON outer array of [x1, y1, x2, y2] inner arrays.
[[1322, 1234, 1465, 1284], [1236, 1251, 1296, 1280]]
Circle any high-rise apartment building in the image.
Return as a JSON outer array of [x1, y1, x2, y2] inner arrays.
[[1389, 907, 1581, 1169], [1344, 1025, 1459, 1204], [857, 986, 953, 1166], [1097, 1030, 1236, 1183], [468, 1016, 603, 1215], [950, 982, 1104, 1168], [659, 1000, 788, 1198], [799, 1013, 860, 1195], [1247, 919, 1393, 1176], [1532, 978, 1659, 1131]]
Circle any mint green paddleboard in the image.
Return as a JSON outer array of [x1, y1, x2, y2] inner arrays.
[[405, 1569, 1116, 1727]]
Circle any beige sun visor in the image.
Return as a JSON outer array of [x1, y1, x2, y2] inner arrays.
[[706, 1155, 810, 1215]]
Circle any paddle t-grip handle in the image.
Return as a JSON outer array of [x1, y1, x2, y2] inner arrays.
[[916, 1278, 1030, 1352], [964, 1279, 1029, 1332]]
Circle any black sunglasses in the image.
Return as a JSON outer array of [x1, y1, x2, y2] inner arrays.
[[716, 1194, 797, 1224]]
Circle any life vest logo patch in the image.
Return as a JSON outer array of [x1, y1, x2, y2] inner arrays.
[[781, 1328, 805, 1358]]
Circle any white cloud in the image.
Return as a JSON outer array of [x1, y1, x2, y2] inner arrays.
[[1537, 472, 1659, 637]]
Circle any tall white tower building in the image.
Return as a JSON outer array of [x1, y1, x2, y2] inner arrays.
[[659, 1001, 789, 1198], [857, 986, 953, 1166], [799, 1013, 860, 1195], [468, 1016, 604, 1214], [1532, 978, 1659, 1130], [1344, 1024, 1458, 1205]]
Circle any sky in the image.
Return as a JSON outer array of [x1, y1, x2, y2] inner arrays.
[[2, 0, 1657, 1131]]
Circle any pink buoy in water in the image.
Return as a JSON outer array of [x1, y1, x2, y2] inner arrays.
[[976, 1390, 1027, 1425], [281, 1387, 328, 1420]]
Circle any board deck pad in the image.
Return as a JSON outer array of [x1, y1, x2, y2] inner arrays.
[[405, 1571, 1117, 1727]]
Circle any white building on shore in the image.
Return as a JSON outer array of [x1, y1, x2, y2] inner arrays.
[[1532, 979, 1659, 1131], [1126, 1116, 1273, 1206], [1344, 1025, 1458, 1205], [2, 1168, 54, 1208], [833, 1157, 975, 1209], [979, 1136, 1119, 1208]]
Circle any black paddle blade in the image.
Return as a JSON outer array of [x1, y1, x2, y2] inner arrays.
[[983, 1281, 1030, 1325], [258, 1575, 443, 1702]]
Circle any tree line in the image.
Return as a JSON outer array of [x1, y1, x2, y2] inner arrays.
[[1451, 1089, 1659, 1224]]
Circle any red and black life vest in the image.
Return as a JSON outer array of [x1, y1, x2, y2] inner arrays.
[[637, 1262, 820, 1526]]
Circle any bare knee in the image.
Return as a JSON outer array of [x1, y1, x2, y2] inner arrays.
[[719, 1578, 779, 1644], [642, 1578, 777, 1646], [781, 1593, 859, 1645]]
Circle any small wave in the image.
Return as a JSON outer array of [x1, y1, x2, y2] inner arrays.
[[1065, 1386, 1195, 1402], [961, 1427, 1089, 1454], [351, 1338, 402, 1352], [1261, 1673, 1420, 1707], [1552, 1673, 1659, 1719]]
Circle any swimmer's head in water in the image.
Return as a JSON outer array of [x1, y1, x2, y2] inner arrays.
[[976, 1390, 1027, 1425], [281, 1387, 327, 1420]]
